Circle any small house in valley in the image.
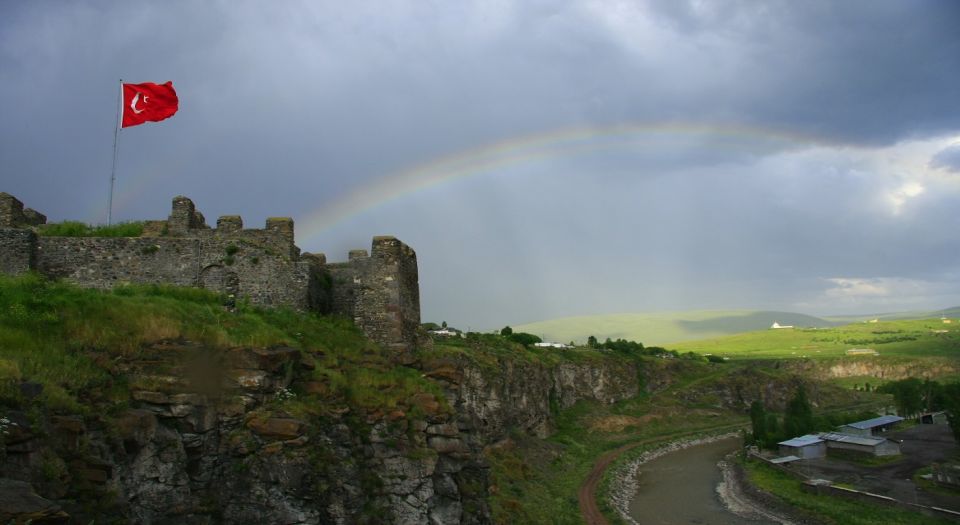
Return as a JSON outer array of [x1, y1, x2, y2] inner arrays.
[[778, 435, 826, 459], [920, 411, 948, 425], [838, 415, 903, 437], [820, 432, 901, 457]]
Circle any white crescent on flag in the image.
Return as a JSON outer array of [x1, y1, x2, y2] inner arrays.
[[131, 93, 147, 114]]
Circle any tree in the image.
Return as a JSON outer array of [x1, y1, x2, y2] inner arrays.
[[749, 400, 767, 445], [587, 335, 598, 348], [500, 326, 513, 336], [942, 383, 960, 443], [878, 378, 924, 418], [508, 332, 542, 347], [922, 379, 944, 412], [441, 321, 447, 328], [783, 385, 814, 438], [765, 413, 780, 440]]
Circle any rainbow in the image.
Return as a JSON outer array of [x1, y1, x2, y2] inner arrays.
[[296, 121, 846, 244]]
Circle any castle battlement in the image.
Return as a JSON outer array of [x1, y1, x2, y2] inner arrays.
[[0, 193, 420, 349]]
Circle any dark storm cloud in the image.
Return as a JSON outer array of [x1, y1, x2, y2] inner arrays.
[[2, 1, 959, 328], [930, 144, 960, 173]]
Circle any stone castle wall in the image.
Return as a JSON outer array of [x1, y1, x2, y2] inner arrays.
[[0, 192, 420, 348], [0, 229, 37, 275], [327, 236, 421, 350]]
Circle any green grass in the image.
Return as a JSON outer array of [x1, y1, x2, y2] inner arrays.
[[37, 220, 145, 237], [485, 398, 747, 525], [480, 350, 894, 524], [424, 331, 629, 372], [513, 310, 836, 346], [744, 458, 955, 524], [671, 318, 960, 362], [0, 273, 443, 418]]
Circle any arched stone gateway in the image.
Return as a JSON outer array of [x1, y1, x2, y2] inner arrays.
[[199, 264, 239, 305]]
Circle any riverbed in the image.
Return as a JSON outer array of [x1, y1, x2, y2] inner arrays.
[[628, 437, 779, 525]]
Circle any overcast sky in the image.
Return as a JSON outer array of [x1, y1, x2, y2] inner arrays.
[[2, 1, 959, 329]]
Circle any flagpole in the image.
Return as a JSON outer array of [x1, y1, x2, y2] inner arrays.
[[108, 79, 123, 225]]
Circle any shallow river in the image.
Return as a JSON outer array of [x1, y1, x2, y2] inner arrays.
[[628, 437, 778, 525]]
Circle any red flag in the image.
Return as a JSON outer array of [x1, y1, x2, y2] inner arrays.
[[122, 81, 178, 128]]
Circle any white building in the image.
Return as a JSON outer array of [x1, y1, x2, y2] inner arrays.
[[534, 342, 571, 349], [778, 435, 826, 459]]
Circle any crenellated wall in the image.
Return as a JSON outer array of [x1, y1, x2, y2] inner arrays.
[[0, 192, 420, 349], [327, 236, 421, 350]]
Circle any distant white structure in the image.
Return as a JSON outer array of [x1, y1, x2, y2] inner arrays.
[[770, 321, 794, 329], [429, 328, 462, 337], [534, 342, 571, 349], [868, 319, 879, 324]]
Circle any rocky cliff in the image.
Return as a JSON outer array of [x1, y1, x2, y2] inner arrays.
[[2, 340, 641, 524], [421, 351, 641, 440], [783, 357, 959, 382]]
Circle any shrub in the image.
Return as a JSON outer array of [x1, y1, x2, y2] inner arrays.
[[38, 221, 145, 237]]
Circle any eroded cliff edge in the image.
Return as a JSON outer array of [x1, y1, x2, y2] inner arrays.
[[1, 335, 641, 524]]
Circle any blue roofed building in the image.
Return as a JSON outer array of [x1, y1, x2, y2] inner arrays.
[[838, 415, 904, 437], [820, 432, 901, 457], [778, 434, 826, 459]]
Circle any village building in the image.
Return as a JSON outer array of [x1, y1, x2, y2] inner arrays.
[[819, 432, 901, 457], [778, 435, 826, 459], [534, 342, 572, 349], [920, 411, 949, 425], [770, 321, 794, 329], [837, 415, 903, 437], [428, 328, 461, 337]]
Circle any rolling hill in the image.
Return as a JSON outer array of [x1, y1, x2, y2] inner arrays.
[[512, 310, 837, 346], [823, 306, 960, 323]]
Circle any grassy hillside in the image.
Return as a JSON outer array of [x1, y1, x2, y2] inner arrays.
[[0, 273, 440, 415], [671, 318, 960, 361], [825, 306, 960, 323], [513, 310, 835, 346]]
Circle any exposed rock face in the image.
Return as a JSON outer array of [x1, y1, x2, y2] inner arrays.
[[0, 341, 489, 524], [784, 357, 959, 381], [1, 338, 645, 524], [0, 479, 69, 524], [422, 354, 641, 440]]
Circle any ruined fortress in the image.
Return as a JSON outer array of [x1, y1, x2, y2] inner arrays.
[[0, 192, 420, 348]]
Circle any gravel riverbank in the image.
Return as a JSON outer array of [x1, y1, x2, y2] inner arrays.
[[606, 433, 740, 525]]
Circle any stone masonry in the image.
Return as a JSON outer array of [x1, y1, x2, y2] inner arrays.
[[0, 192, 420, 349]]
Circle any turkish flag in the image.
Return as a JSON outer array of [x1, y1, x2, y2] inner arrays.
[[122, 81, 179, 128]]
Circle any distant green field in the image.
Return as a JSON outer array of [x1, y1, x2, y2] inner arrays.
[[513, 310, 836, 346], [671, 318, 960, 361]]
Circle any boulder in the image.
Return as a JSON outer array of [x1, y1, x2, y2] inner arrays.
[[0, 478, 70, 524], [246, 417, 305, 440]]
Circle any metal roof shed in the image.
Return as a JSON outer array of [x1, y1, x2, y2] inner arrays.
[[820, 432, 901, 457], [778, 435, 826, 459], [838, 415, 904, 437]]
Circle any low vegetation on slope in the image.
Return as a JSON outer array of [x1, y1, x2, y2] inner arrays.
[[479, 357, 879, 524], [0, 273, 441, 418], [514, 310, 836, 346], [672, 318, 960, 361], [36, 220, 146, 237]]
